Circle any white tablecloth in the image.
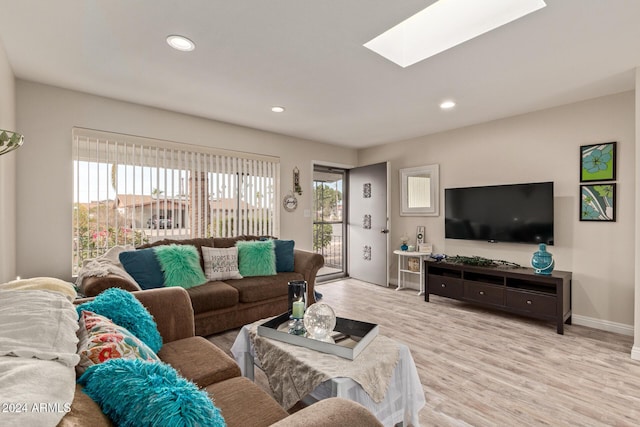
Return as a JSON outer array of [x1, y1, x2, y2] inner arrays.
[[231, 324, 425, 427]]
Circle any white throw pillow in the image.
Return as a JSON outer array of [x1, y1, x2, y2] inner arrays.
[[201, 246, 243, 281]]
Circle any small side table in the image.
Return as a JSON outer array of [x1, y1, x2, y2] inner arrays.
[[394, 250, 430, 295]]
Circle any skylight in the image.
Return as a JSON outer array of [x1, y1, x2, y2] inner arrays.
[[364, 0, 546, 68]]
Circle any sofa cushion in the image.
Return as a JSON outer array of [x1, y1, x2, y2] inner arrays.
[[76, 288, 163, 353], [118, 248, 164, 290], [155, 244, 208, 289], [76, 310, 160, 374], [78, 358, 225, 427], [158, 336, 241, 388], [186, 281, 239, 313], [58, 384, 114, 427], [226, 272, 303, 303], [202, 246, 243, 280], [236, 240, 277, 277], [205, 377, 288, 427]]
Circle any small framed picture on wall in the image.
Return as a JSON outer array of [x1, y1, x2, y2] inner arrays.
[[580, 183, 616, 222], [580, 142, 616, 182]]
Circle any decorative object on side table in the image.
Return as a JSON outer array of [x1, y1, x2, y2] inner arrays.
[[400, 234, 409, 251], [0, 129, 24, 156], [303, 303, 337, 342], [407, 257, 420, 272], [531, 243, 554, 275]]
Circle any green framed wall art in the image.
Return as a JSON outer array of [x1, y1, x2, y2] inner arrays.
[[580, 183, 616, 222], [580, 142, 616, 182]]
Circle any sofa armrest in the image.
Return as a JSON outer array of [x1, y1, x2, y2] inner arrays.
[[81, 274, 140, 297], [131, 287, 196, 343], [269, 398, 383, 427], [293, 250, 324, 305]]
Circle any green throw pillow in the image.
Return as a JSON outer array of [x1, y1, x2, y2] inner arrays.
[[154, 244, 207, 289], [236, 240, 277, 277]]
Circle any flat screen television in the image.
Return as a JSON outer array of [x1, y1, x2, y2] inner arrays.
[[445, 181, 554, 245]]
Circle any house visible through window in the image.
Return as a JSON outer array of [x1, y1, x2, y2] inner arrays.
[[72, 128, 280, 275]]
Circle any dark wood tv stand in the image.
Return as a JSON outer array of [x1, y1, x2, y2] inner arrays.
[[425, 260, 572, 334]]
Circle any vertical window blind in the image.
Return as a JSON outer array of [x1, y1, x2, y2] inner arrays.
[[72, 128, 280, 275]]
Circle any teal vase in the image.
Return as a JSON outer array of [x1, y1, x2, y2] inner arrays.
[[531, 243, 554, 275], [400, 243, 408, 251]]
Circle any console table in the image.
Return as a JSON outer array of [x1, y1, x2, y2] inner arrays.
[[425, 260, 572, 334]]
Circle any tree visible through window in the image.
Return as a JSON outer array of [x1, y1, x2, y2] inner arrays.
[[72, 128, 280, 275]]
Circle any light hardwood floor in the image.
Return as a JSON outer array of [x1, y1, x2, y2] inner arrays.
[[208, 278, 640, 426]]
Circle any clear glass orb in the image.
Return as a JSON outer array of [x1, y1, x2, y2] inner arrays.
[[303, 303, 336, 342]]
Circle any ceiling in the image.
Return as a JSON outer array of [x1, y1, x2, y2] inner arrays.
[[1, 1, 639, 149]]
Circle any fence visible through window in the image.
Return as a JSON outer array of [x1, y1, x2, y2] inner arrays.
[[72, 128, 280, 275]]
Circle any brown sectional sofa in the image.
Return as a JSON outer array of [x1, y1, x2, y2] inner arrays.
[[59, 287, 383, 426], [79, 236, 324, 336]]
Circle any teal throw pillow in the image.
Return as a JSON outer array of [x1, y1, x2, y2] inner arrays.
[[155, 244, 208, 289], [76, 287, 163, 353], [273, 239, 295, 272], [78, 359, 226, 427], [236, 240, 277, 277], [119, 248, 165, 290]]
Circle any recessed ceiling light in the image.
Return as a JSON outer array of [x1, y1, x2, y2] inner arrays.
[[440, 100, 456, 110], [166, 35, 195, 52], [271, 106, 285, 113], [364, 0, 546, 68]]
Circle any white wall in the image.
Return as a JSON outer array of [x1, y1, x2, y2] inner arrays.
[[0, 39, 16, 282], [15, 81, 357, 281], [360, 91, 636, 331]]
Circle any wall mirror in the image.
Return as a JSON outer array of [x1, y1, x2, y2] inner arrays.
[[400, 164, 439, 216]]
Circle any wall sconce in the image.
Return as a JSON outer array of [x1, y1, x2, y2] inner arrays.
[[0, 129, 24, 156]]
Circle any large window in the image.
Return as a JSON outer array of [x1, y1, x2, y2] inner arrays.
[[72, 128, 280, 274]]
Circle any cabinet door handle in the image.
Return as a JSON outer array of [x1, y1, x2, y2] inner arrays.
[[526, 300, 532, 305], [441, 283, 446, 288], [479, 291, 485, 295]]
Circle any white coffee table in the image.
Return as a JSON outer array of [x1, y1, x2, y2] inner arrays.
[[231, 323, 425, 427]]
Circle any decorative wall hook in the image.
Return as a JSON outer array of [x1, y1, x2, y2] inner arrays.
[[293, 166, 302, 195]]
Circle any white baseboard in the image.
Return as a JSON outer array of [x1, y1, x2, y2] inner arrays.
[[571, 314, 634, 336], [631, 345, 640, 361]]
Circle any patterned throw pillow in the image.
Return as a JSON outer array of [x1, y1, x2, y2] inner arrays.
[[75, 287, 163, 353], [201, 246, 243, 281], [76, 310, 159, 374]]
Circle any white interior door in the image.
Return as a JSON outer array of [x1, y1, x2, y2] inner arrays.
[[347, 162, 389, 286]]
